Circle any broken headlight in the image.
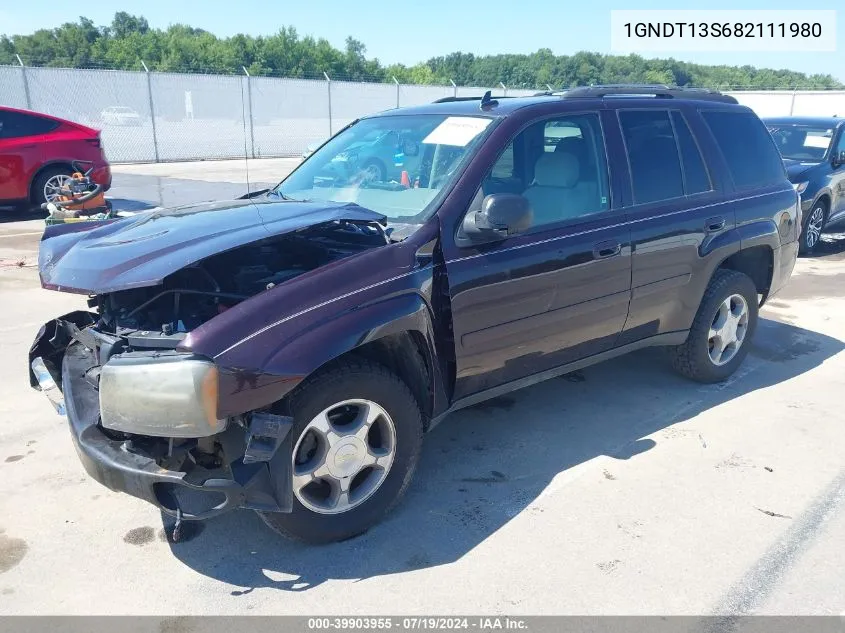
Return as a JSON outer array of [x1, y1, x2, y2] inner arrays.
[[99, 352, 225, 438]]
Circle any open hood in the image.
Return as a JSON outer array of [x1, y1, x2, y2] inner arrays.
[[38, 198, 386, 295]]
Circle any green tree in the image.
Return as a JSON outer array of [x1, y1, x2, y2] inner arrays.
[[1, 12, 841, 90]]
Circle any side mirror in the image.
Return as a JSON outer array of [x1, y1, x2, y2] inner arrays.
[[462, 193, 533, 243], [833, 150, 845, 167]]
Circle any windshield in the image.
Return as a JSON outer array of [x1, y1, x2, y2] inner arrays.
[[273, 114, 494, 222], [767, 124, 834, 161]]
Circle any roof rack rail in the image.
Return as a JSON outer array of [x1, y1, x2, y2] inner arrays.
[[561, 84, 738, 104], [433, 94, 511, 103]]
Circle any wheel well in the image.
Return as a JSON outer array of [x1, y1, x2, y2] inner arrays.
[[814, 194, 831, 216], [342, 332, 433, 427], [718, 246, 773, 297], [29, 162, 73, 202]]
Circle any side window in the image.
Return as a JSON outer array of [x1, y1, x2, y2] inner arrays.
[[490, 144, 514, 179], [0, 111, 57, 138], [671, 111, 712, 194], [619, 110, 684, 204], [544, 121, 582, 152], [702, 110, 786, 189], [474, 113, 610, 230]]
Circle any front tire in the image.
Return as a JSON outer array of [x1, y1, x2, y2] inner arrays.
[[798, 200, 827, 256], [361, 159, 386, 183], [669, 269, 758, 384], [258, 358, 424, 544]]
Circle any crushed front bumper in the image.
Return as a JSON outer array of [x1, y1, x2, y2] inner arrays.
[[29, 315, 293, 521]]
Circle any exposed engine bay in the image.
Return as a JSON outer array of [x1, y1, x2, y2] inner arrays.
[[28, 212, 396, 526], [90, 219, 388, 346]]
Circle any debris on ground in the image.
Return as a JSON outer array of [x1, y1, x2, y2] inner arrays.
[[756, 507, 791, 519]]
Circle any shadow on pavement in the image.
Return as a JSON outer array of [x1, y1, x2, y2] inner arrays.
[[164, 317, 844, 593], [0, 198, 158, 225], [0, 206, 44, 224]]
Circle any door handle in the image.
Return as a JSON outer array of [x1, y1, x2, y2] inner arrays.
[[705, 216, 726, 232], [593, 240, 622, 259]]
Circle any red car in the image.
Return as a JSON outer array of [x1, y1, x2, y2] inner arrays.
[[0, 106, 111, 210]]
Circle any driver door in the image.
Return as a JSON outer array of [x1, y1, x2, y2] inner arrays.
[[443, 112, 632, 400]]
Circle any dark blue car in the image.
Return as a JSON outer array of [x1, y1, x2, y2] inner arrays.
[[764, 116, 845, 254]]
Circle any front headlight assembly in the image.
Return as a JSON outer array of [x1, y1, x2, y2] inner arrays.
[[99, 353, 225, 438]]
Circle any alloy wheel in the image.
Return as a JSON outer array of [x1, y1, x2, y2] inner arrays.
[[43, 174, 73, 203], [805, 205, 825, 250], [708, 293, 749, 366], [292, 399, 397, 515]]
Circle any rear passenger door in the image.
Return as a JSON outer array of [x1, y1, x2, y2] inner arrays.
[[615, 107, 734, 344], [444, 112, 632, 400]]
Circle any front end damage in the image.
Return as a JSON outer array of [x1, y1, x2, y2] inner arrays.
[[30, 312, 296, 523], [29, 204, 392, 523]]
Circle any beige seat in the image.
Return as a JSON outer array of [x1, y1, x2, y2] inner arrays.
[[522, 152, 596, 226]]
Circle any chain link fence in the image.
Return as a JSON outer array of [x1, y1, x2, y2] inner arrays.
[[1, 64, 842, 164]]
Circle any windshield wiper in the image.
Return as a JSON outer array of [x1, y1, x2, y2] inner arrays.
[[266, 188, 293, 200]]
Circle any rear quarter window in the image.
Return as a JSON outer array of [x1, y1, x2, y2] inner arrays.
[[701, 110, 787, 190], [0, 111, 59, 138]]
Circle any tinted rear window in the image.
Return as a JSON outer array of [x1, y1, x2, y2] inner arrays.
[[0, 111, 59, 138], [619, 110, 684, 204], [702, 110, 786, 189], [671, 111, 711, 195]]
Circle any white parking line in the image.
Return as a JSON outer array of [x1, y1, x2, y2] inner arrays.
[[0, 232, 42, 238]]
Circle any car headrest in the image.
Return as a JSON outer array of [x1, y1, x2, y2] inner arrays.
[[555, 136, 587, 161], [533, 152, 579, 188]]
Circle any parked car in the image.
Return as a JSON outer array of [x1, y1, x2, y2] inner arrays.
[[764, 116, 845, 254], [0, 106, 111, 211], [301, 141, 322, 161], [101, 106, 142, 126], [29, 86, 799, 544], [311, 127, 426, 184]]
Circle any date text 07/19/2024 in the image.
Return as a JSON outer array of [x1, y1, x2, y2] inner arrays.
[[307, 617, 529, 630]]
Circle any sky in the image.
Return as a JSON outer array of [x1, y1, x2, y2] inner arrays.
[[1, 0, 842, 82]]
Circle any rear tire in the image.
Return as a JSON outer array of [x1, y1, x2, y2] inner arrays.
[[258, 358, 424, 544], [31, 166, 74, 208], [669, 269, 758, 384]]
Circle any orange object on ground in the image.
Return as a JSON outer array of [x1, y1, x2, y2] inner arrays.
[[56, 171, 108, 212], [400, 170, 411, 188]]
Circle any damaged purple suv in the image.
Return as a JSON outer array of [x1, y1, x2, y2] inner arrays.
[[29, 87, 799, 544]]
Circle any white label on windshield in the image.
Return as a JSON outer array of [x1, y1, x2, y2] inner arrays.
[[804, 134, 831, 149], [423, 117, 491, 147]]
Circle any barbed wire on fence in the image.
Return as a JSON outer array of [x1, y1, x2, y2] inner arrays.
[[4, 56, 845, 92], [1, 61, 843, 164]]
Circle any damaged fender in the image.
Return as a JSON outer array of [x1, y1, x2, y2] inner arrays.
[[194, 278, 449, 422]]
